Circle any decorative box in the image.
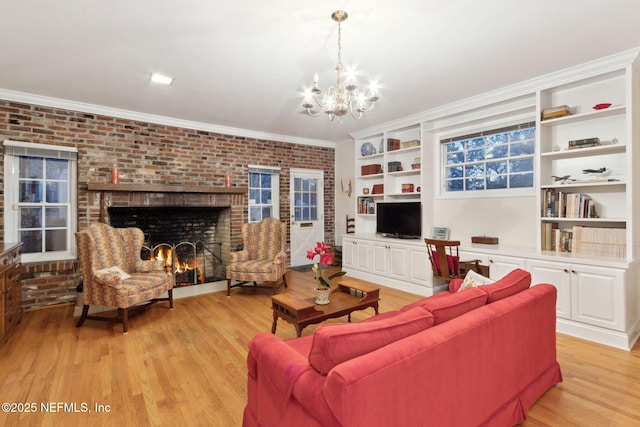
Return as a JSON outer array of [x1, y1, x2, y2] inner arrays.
[[387, 161, 403, 172], [471, 236, 499, 245], [371, 184, 384, 194], [541, 105, 571, 120], [402, 139, 420, 149], [361, 164, 382, 176], [401, 183, 414, 193], [387, 138, 400, 151]]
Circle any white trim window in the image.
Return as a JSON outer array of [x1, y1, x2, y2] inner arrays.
[[248, 165, 280, 223], [3, 140, 78, 262], [442, 122, 535, 193]]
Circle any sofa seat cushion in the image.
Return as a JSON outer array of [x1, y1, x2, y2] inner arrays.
[[479, 268, 531, 303], [412, 287, 487, 324], [226, 259, 278, 274], [308, 307, 434, 376]]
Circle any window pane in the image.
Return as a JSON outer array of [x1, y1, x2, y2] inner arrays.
[[302, 193, 309, 206], [46, 182, 68, 203], [447, 152, 464, 165], [261, 207, 271, 219], [465, 164, 485, 177], [46, 158, 69, 180], [249, 207, 261, 222], [249, 189, 259, 204], [45, 207, 67, 227], [261, 173, 271, 187], [310, 207, 317, 220], [261, 189, 272, 204], [446, 166, 463, 179], [511, 141, 535, 156], [45, 229, 67, 252], [486, 133, 508, 145], [302, 207, 310, 221], [294, 207, 302, 221], [466, 149, 485, 162], [19, 156, 43, 179], [302, 178, 309, 191], [249, 172, 259, 187], [486, 144, 508, 159], [486, 161, 507, 175], [446, 141, 464, 152], [294, 177, 302, 191], [465, 178, 485, 191], [467, 137, 485, 149], [447, 179, 464, 192], [510, 158, 533, 173], [20, 207, 42, 228], [487, 175, 507, 189], [20, 230, 42, 253], [510, 173, 534, 188], [19, 181, 43, 202]]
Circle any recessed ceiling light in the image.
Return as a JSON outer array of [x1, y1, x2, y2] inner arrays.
[[150, 73, 174, 85]]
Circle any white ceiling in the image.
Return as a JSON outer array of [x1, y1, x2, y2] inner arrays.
[[2, 1, 640, 144]]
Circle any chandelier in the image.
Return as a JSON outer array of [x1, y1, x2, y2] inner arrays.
[[302, 10, 379, 122]]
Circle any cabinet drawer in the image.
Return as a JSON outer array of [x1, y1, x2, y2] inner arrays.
[[5, 282, 21, 316]]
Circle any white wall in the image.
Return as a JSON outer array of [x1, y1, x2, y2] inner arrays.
[[334, 141, 356, 246], [431, 196, 537, 247]]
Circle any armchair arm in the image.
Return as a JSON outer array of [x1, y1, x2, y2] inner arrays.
[[230, 250, 249, 263], [134, 259, 166, 273], [273, 250, 287, 264], [92, 271, 125, 289]]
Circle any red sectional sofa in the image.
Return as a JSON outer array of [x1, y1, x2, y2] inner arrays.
[[243, 269, 562, 427]]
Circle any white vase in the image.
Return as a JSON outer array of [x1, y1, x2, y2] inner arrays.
[[314, 287, 331, 305]]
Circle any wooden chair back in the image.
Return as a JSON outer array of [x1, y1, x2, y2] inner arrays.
[[424, 238, 463, 281]]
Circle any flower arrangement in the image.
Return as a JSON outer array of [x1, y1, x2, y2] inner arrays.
[[306, 242, 346, 290]]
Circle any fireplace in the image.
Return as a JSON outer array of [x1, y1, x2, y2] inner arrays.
[[108, 206, 230, 286]]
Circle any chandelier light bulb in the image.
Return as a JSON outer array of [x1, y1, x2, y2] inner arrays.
[[301, 10, 380, 122]]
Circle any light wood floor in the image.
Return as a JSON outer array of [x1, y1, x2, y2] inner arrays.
[[1, 269, 639, 426]]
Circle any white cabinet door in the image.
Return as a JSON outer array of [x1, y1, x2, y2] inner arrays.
[[487, 255, 526, 280], [571, 265, 625, 331], [371, 243, 389, 276], [342, 238, 356, 269], [355, 240, 372, 271], [387, 244, 410, 280], [526, 259, 572, 319], [409, 246, 429, 285]]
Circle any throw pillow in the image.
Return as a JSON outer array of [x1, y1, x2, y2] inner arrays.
[[458, 270, 495, 292], [479, 268, 531, 303], [308, 307, 434, 376]]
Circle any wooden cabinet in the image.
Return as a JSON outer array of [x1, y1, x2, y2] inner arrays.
[[1, 242, 23, 346]]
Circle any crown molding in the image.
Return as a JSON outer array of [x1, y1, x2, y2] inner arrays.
[[0, 89, 337, 149], [351, 47, 640, 140]]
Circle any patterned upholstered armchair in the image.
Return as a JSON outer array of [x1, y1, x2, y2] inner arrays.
[[75, 222, 174, 333], [226, 217, 288, 296]]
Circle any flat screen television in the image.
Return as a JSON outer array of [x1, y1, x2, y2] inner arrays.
[[376, 202, 422, 239]]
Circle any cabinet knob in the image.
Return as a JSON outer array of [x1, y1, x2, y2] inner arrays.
[[563, 269, 569, 273], [489, 259, 494, 263], [571, 270, 577, 274]]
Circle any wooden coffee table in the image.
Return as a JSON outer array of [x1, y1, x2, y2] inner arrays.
[[271, 277, 380, 337]]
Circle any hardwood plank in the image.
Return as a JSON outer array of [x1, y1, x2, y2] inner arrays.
[[0, 269, 638, 426]]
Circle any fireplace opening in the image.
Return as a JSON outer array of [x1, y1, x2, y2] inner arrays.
[[108, 206, 230, 286]]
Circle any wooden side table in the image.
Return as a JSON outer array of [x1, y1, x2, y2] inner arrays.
[[0, 242, 23, 346], [271, 277, 380, 337]]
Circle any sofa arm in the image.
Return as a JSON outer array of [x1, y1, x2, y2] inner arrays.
[[248, 332, 314, 399]]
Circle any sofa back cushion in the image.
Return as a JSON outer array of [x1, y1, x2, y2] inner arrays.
[[308, 307, 434, 376], [414, 287, 487, 324], [479, 268, 531, 303]]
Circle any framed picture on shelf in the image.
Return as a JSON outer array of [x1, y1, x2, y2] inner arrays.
[[431, 227, 450, 240]]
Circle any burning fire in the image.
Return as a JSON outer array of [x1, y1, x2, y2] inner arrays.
[[153, 246, 205, 285]]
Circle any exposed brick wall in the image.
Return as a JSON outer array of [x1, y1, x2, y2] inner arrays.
[[0, 99, 336, 309]]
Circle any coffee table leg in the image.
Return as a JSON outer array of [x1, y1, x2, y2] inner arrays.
[[271, 311, 278, 334], [374, 302, 379, 315], [348, 313, 352, 322]]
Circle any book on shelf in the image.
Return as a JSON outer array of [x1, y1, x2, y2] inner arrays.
[[568, 137, 601, 150], [358, 197, 375, 215], [570, 226, 626, 259], [543, 189, 595, 219], [541, 222, 559, 251]]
